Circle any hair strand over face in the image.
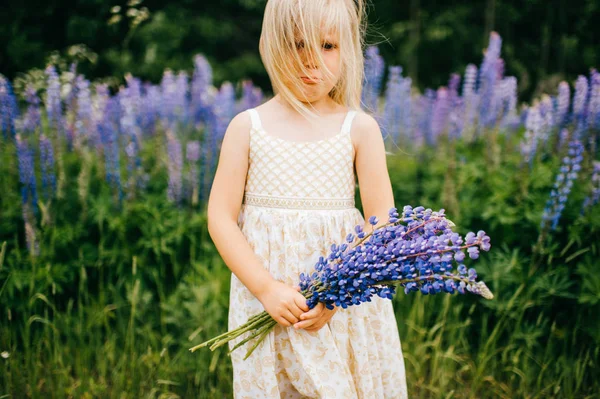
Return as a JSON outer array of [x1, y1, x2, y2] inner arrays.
[[259, 0, 368, 122]]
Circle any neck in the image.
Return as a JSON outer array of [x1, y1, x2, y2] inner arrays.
[[274, 94, 339, 115]]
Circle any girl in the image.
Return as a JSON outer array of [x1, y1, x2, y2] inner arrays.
[[207, 0, 408, 397]]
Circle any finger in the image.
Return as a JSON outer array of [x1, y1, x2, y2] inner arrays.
[[305, 323, 324, 332], [300, 303, 323, 320], [277, 316, 292, 327], [294, 294, 309, 312], [281, 309, 299, 325], [293, 318, 317, 330]]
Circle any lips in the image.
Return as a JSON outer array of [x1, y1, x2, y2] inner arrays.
[[300, 76, 320, 83]]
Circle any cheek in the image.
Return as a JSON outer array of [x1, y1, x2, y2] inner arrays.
[[324, 55, 341, 80]]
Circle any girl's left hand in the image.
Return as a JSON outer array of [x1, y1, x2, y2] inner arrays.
[[293, 301, 338, 332]]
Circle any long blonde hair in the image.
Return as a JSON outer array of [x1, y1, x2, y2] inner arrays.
[[259, 0, 367, 121]]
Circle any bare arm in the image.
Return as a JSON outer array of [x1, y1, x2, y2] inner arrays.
[[206, 111, 308, 326], [206, 111, 276, 299], [353, 112, 395, 233]]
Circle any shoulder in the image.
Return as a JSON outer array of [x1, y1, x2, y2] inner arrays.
[[222, 109, 253, 148], [349, 110, 383, 152]]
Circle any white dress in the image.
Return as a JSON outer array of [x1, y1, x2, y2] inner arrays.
[[227, 107, 408, 399]]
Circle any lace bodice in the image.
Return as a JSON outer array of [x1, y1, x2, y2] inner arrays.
[[243, 107, 358, 210]]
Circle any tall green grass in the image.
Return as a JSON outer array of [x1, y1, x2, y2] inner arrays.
[[1, 125, 599, 398]]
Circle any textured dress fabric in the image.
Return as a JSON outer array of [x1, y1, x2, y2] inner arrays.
[[228, 107, 408, 399]]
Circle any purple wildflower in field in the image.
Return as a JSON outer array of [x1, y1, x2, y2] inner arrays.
[[15, 134, 38, 214], [541, 137, 584, 231], [298, 206, 493, 310], [581, 161, 600, 214], [45, 65, 63, 137], [361, 46, 385, 115], [22, 84, 41, 134], [557, 128, 570, 152], [141, 83, 160, 136], [555, 81, 570, 128], [0, 75, 19, 138], [500, 76, 519, 131], [478, 32, 502, 132], [91, 83, 110, 151], [186, 140, 201, 204], [448, 97, 465, 141], [175, 71, 191, 126], [161, 70, 178, 131], [462, 64, 479, 133], [430, 87, 450, 142], [75, 75, 93, 147], [167, 131, 183, 204], [382, 66, 403, 142], [64, 63, 79, 126], [520, 104, 542, 167], [191, 54, 214, 126], [399, 77, 412, 141], [214, 82, 236, 142], [39, 134, 56, 200], [99, 98, 123, 200], [237, 80, 264, 114], [587, 69, 600, 131], [572, 75, 589, 134], [539, 95, 554, 148]]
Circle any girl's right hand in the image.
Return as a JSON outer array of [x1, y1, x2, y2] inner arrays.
[[256, 280, 309, 327]]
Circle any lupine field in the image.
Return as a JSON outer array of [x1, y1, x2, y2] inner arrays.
[[1, 30, 599, 398]]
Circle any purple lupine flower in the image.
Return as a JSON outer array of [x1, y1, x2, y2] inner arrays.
[[166, 130, 183, 204], [555, 81, 570, 128], [430, 87, 450, 142], [141, 83, 161, 136], [520, 104, 542, 167], [587, 69, 600, 131], [478, 32, 502, 132], [175, 71, 190, 127], [572, 75, 589, 133], [75, 75, 93, 148], [539, 94, 554, 148], [214, 81, 236, 142], [15, 133, 39, 214], [39, 134, 56, 200], [447, 73, 461, 105], [361, 46, 385, 115], [382, 66, 403, 142], [413, 92, 434, 147], [581, 161, 600, 214], [44, 65, 63, 137], [22, 84, 41, 134], [462, 64, 479, 135], [63, 63, 79, 136], [541, 137, 584, 231], [0, 75, 19, 138], [448, 97, 465, 141], [160, 70, 178, 131], [399, 77, 412, 140], [191, 54, 214, 126], [500, 76, 519, 131], [91, 83, 110, 152], [237, 80, 263, 114], [298, 206, 493, 310], [186, 140, 201, 204], [99, 97, 123, 201], [557, 128, 570, 152]]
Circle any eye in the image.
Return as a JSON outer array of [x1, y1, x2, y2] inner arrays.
[[322, 42, 337, 50], [295, 40, 305, 49]]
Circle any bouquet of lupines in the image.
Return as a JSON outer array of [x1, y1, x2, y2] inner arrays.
[[190, 205, 493, 360]]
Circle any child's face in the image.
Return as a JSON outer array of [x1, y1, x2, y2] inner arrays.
[[290, 31, 341, 103]]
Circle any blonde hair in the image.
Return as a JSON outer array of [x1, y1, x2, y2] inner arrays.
[[259, 0, 367, 121]]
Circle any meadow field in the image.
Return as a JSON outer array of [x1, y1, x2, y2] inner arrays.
[[1, 31, 599, 398]]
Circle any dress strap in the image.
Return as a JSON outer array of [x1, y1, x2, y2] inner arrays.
[[340, 110, 358, 135], [247, 108, 263, 131]]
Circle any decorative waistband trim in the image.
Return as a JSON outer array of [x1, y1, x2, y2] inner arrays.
[[243, 193, 355, 210]]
